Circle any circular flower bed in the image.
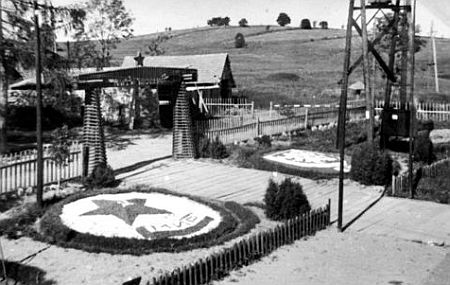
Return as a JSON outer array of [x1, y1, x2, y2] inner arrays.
[[263, 149, 351, 173], [38, 187, 259, 255]]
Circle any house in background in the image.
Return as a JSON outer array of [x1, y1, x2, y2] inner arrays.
[[121, 53, 236, 98]]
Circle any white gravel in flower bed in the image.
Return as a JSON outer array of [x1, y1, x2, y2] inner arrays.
[[60, 192, 222, 240], [263, 149, 351, 173]]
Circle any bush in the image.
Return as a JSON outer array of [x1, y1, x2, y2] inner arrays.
[[197, 135, 229, 159], [254, 135, 272, 148], [235, 33, 246, 48], [350, 142, 393, 186], [238, 18, 248, 27], [84, 163, 116, 189], [414, 132, 435, 164], [264, 178, 311, 220]]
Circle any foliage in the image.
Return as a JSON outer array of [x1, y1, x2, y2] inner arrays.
[[146, 34, 170, 56], [254, 135, 272, 149], [7, 106, 82, 131], [350, 142, 393, 186], [234, 33, 246, 48], [207, 17, 231, 27], [238, 18, 249, 27], [1, 259, 55, 285], [276, 13, 291, 27], [49, 125, 71, 167], [197, 135, 229, 159], [414, 131, 435, 164], [300, 19, 312, 29], [264, 178, 311, 220], [319, 21, 329, 29], [38, 187, 259, 254], [75, 0, 134, 69], [84, 163, 116, 189]]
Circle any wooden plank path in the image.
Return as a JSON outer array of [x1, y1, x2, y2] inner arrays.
[[117, 159, 382, 222], [118, 159, 450, 244]]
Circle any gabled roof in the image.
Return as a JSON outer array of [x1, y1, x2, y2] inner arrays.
[[121, 53, 235, 87]]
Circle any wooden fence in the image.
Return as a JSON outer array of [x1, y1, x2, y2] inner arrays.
[[375, 100, 450, 122], [151, 201, 331, 285], [0, 142, 83, 194], [204, 98, 254, 117], [391, 157, 450, 195], [196, 106, 366, 145]]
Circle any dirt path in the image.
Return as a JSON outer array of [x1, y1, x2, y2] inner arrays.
[[213, 228, 449, 285]]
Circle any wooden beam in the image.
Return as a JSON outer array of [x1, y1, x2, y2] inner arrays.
[[352, 20, 397, 82]]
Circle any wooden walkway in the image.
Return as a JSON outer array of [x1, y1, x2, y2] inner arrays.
[[117, 159, 382, 222]]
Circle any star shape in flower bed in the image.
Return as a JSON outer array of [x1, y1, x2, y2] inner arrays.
[[81, 199, 171, 225]]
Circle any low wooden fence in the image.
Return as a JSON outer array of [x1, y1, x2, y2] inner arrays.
[[0, 142, 83, 194], [375, 100, 450, 122], [196, 106, 366, 145], [391, 157, 450, 195], [151, 201, 331, 285]]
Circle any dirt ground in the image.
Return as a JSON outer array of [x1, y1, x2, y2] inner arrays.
[[213, 228, 450, 285]]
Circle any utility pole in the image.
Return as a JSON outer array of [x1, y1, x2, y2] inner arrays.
[[337, 0, 355, 232], [431, 22, 440, 93], [34, 0, 44, 207], [408, 0, 416, 199], [0, 0, 8, 153], [360, 0, 373, 143]]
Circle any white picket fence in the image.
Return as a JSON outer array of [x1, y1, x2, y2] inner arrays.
[[0, 142, 83, 194], [375, 100, 450, 122]]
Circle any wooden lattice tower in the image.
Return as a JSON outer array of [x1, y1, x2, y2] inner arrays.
[[172, 81, 196, 159], [83, 88, 107, 175]]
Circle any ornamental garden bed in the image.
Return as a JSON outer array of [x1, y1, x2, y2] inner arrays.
[[34, 187, 260, 255]]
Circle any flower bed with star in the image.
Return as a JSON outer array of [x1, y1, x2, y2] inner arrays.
[[38, 187, 260, 255]]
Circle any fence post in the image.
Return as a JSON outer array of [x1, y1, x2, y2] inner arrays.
[[304, 108, 309, 129], [251, 101, 255, 118], [82, 145, 89, 177], [269, 101, 273, 118]]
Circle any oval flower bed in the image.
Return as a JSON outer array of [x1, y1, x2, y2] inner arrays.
[[263, 149, 351, 173], [38, 187, 259, 255]]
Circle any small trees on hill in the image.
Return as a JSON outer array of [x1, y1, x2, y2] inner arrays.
[[239, 18, 249, 27], [300, 19, 312, 29], [276, 13, 291, 27], [207, 17, 231, 27], [319, 21, 329, 29]]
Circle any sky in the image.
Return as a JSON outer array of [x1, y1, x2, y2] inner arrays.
[[52, 0, 450, 38]]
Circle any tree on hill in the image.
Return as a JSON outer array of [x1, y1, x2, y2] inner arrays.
[[300, 19, 312, 29], [75, 0, 134, 69], [146, 34, 170, 56], [276, 13, 291, 27], [319, 21, 329, 29], [239, 18, 248, 27], [207, 17, 230, 27]]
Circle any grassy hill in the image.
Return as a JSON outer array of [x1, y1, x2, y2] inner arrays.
[[84, 25, 450, 107]]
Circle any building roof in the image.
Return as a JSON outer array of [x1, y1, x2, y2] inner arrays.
[[121, 53, 235, 87]]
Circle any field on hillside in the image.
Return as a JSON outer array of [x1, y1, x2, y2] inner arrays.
[[107, 25, 450, 107]]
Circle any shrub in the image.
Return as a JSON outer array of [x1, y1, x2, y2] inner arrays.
[[414, 132, 435, 164], [235, 33, 246, 48], [197, 135, 229, 159], [350, 142, 393, 186], [238, 18, 248, 27], [84, 163, 116, 189], [254, 135, 272, 148], [264, 178, 311, 220]]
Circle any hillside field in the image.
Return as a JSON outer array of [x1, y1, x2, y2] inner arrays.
[[100, 25, 450, 107]]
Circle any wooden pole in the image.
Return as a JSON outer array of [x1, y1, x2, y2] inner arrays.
[[431, 22, 440, 93], [34, 0, 44, 207], [337, 0, 355, 232], [408, 0, 416, 199], [360, 0, 373, 143]]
